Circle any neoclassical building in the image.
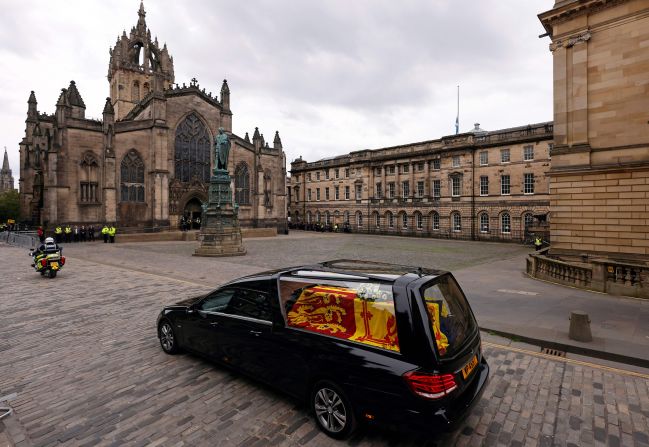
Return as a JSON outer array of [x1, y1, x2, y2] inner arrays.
[[19, 2, 287, 232], [289, 122, 553, 241]]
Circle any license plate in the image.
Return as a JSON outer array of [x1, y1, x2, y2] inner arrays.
[[50, 262, 59, 269], [461, 355, 478, 379]]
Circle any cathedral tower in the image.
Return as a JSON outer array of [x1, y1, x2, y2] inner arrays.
[[107, 1, 174, 120], [0, 147, 15, 192]]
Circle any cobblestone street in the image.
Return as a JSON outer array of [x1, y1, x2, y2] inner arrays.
[[1, 240, 648, 447]]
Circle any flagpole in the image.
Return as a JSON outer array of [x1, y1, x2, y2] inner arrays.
[[455, 85, 460, 135]]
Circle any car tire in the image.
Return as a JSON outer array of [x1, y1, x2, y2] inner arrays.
[[311, 381, 357, 439], [49, 270, 57, 278], [158, 320, 179, 354]]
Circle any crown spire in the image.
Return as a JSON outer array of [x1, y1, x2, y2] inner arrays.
[[2, 147, 9, 171]]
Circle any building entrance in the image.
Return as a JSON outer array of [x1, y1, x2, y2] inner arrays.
[[184, 198, 203, 230]]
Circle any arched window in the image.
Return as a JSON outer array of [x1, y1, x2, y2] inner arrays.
[[316, 211, 321, 223], [234, 163, 250, 205], [452, 212, 462, 232], [401, 212, 408, 229], [294, 210, 300, 222], [344, 211, 350, 224], [325, 211, 330, 225], [480, 213, 489, 233], [356, 212, 363, 228], [174, 113, 211, 183], [120, 150, 145, 202], [501, 212, 511, 234], [387, 211, 394, 228], [307, 211, 312, 224], [80, 152, 100, 203], [132, 81, 140, 102], [524, 212, 534, 229], [373, 212, 380, 228], [415, 212, 423, 230], [264, 170, 272, 207], [431, 212, 440, 231]]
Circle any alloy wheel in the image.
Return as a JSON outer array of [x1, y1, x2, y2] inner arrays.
[[159, 322, 175, 353], [314, 387, 347, 434]]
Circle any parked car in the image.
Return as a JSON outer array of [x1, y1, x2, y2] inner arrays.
[[157, 260, 488, 439]]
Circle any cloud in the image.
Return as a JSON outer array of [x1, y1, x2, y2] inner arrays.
[[0, 0, 555, 189]]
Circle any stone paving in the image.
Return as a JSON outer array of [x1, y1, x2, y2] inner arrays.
[[1, 241, 649, 446]]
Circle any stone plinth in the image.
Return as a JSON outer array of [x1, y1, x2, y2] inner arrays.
[[193, 169, 246, 257]]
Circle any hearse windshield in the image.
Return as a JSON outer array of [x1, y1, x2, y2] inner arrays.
[[420, 274, 477, 358]]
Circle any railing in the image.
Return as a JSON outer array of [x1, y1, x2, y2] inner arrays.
[[528, 253, 649, 299], [0, 231, 39, 248]]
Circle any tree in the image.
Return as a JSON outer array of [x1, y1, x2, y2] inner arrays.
[[0, 190, 20, 222]]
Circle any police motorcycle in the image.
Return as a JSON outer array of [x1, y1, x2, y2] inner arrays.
[[29, 237, 65, 278]]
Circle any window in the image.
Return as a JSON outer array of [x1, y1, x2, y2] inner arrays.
[[524, 145, 534, 161], [234, 163, 250, 205], [307, 189, 312, 201], [200, 288, 272, 322], [479, 151, 488, 166], [345, 186, 350, 200], [501, 148, 510, 163], [376, 182, 382, 198], [174, 113, 211, 182], [452, 155, 460, 167], [480, 176, 489, 196], [316, 172, 320, 181], [280, 278, 399, 352], [432, 212, 440, 230], [524, 213, 534, 229], [335, 168, 339, 179], [325, 211, 330, 225], [355, 184, 362, 200], [316, 188, 320, 201], [433, 180, 441, 199], [374, 213, 381, 228], [401, 164, 409, 174], [501, 175, 510, 195], [402, 181, 410, 198], [343, 211, 349, 223], [432, 159, 441, 170], [325, 170, 329, 180], [325, 187, 330, 200], [263, 170, 272, 207], [199, 288, 235, 312], [480, 213, 489, 233], [388, 165, 395, 175], [356, 212, 363, 228], [401, 213, 408, 229], [416, 212, 423, 230], [451, 176, 461, 197], [79, 152, 99, 203], [307, 211, 312, 223], [501, 213, 511, 234], [335, 186, 340, 200], [374, 167, 381, 176], [452, 212, 462, 232], [417, 162, 425, 172], [387, 212, 394, 228], [132, 80, 140, 102], [307, 173, 312, 181], [316, 211, 321, 222], [416, 181, 424, 198], [524, 173, 535, 194], [388, 182, 395, 198], [345, 168, 350, 177], [120, 150, 145, 202]]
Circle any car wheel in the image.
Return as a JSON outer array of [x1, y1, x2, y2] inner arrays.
[[49, 270, 57, 278], [311, 381, 356, 439], [158, 320, 179, 354]]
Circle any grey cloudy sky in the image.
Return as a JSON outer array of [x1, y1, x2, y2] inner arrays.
[[0, 0, 555, 188]]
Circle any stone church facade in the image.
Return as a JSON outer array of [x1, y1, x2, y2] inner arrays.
[[19, 2, 287, 232]]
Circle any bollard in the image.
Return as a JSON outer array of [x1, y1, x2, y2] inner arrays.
[[569, 310, 593, 342]]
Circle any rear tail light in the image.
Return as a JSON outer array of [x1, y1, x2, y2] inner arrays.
[[403, 371, 457, 400], [40, 259, 47, 267], [60, 256, 66, 265]]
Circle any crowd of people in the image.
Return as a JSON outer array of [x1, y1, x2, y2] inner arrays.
[[179, 214, 201, 231], [37, 224, 118, 244]]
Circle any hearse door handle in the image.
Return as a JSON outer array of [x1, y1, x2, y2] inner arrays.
[[249, 330, 262, 337], [210, 321, 220, 327]]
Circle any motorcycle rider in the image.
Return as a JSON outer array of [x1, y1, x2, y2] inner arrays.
[[31, 237, 62, 266]]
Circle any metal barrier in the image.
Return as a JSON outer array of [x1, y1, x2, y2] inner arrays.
[[0, 231, 38, 249]]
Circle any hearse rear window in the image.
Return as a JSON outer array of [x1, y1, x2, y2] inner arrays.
[[421, 275, 477, 358], [279, 278, 400, 352]]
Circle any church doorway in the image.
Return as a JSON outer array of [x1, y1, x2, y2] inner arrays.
[[184, 197, 203, 230]]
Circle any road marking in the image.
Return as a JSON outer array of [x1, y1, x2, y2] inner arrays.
[[497, 289, 539, 296], [484, 341, 649, 379]]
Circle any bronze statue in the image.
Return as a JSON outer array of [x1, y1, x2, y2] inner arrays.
[[214, 127, 231, 171]]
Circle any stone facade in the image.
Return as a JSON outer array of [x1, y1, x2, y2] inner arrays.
[[0, 148, 15, 193], [18, 2, 287, 232], [539, 0, 649, 259], [289, 123, 553, 241]]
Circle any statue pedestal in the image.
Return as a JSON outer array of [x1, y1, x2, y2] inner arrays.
[[193, 170, 246, 257]]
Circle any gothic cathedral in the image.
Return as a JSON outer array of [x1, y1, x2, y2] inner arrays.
[[19, 2, 287, 232]]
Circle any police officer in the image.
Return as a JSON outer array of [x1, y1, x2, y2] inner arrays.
[[54, 225, 63, 243], [534, 236, 543, 251], [109, 225, 117, 243], [102, 224, 109, 243], [88, 225, 95, 242], [64, 224, 72, 243]]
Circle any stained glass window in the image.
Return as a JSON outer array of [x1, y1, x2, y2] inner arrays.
[[174, 113, 211, 183]]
